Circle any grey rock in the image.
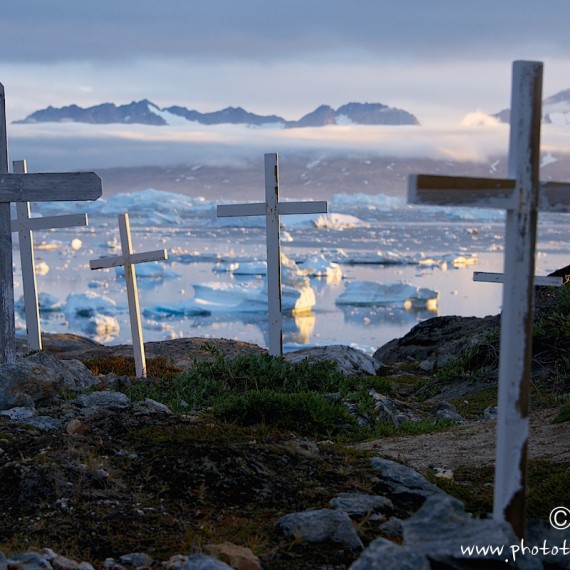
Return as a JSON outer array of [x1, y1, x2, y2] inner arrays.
[[368, 390, 420, 426], [75, 391, 132, 410], [139, 398, 172, 414], [370, 457, 444, 499], [78, 564, 95, 570], [277, 508, 364, 550], [181, 555, 233, 570], [0, 406, 35, 421], [7, 552, 53, 570], [373, 315, 499, 369], [52, 554, 80, 570], [285, 345, 381, 376], [23, 416, 62, 430], [484, 405, 498, 421], [329, 492, 394, 516], [432, 402, 466, 424], [0, 552, 7, 570], [0, 352, 97, 410], [119, 553, 153, 567], [403, 494, 518, 560], [526, 520, 570, 567], [378, 517, 404, 539], [349, 537, 430, 570]]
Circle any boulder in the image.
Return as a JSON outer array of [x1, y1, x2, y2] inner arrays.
[[277, 508, 363, 550], [350, 537, 430, 570], [373, 315, 499, 369], [285, 345, 381, 376], [0, 351, 98, 411], [181, 555, 233, 570], [329, 492, 394, 516]]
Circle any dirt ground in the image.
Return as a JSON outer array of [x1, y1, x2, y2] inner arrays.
[[354, 408, 570, 472]]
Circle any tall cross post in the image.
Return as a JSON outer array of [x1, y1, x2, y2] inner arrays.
[[12, 159, 89, 352], [408, 61, 570, 537], [0, 84, 102, 363], [217, 153, 327, 356], [89, 213, 168, 378]]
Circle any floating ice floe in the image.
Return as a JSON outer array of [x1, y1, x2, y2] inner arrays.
[[232, 261, 268, 276], [192, 281, 316, 315], [417, 253, 478, 269], [115, 262, 180, 280], [297, 254, 343, 281], [70, 239, 82, 251], [35, 261, 50, 275], [336, 280, 439, 310], [142, 301, 210, 318], [327, 249, 422, 265], [84, 315, 120, 338], [16, 292, 63, 313], [64, 291, 118, 318]]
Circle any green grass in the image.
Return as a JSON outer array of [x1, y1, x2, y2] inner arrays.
[[123, 352, 450, 441]]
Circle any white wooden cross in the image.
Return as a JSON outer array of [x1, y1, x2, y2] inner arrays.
[[12, 159, 89, 352], [217, 153, 327, 356], [89, 213, 167, 378], [473, 272, 563, 287], [0, 83, 102, 364], [408, 61, 570, 538]]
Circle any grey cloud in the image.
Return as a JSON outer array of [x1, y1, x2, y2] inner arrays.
[[1, 0, 568, 64]]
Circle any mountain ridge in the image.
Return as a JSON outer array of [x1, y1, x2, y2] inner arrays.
[[14, 100, 421, 128]]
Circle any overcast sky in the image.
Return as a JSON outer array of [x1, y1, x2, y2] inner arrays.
[[1, 1, 569, 170]]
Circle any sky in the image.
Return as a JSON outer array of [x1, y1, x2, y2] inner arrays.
[[1, 0, 569, 171]]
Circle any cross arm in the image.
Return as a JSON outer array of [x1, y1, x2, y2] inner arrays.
[[90, 249, 168, 270], [217, 203, 266, 217], [473, 271, 563, 287], [408, 174, 516, 209], [0, 172, 102, 202], [217, 201, 328, 218], [11, 213, 88, 232]]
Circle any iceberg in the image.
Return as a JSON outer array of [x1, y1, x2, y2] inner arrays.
[[336, 280, 438, 310], [64, 291, 118, 318], [16, 292, 63, 313], [192, 281, 316, 315], [297, 254, 343, 282]]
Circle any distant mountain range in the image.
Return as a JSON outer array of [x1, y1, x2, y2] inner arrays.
[[14, 100, 421, 128], [494, 89, 570, 125]]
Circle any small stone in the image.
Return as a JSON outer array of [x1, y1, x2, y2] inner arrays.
[[75, 391, 131, 411], [24, 416, 61, 430], [378, 517, 403, 539], [66, 419, 91, 436], [483, 405, 498, 421], [119, 553, 153, 568], [205, 542, 261, 570], [181, 555, 233, 570], [141, 398, 172, 414], [52, 555, 80, 570], [0, 406, 35, 421], [162, 555, 187, 570], [329, 492, 394, 516], [7, 552, 52, 570], [277, 508, 363, 550], [349, 537, 430, 570], [78, 564, 95, 570]]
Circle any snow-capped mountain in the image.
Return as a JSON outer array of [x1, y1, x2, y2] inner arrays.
[[493, 89, 570, 125], [14, 100, 420, 127]]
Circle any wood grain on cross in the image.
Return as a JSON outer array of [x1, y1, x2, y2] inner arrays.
[[90, 213, 167, 378], [0, 84, 102, 363], [217, 153, 327, 356], [408, 61, 570, 538], [12, 159, 89, 352]]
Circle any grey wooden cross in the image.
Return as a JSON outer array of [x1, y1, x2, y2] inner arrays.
[[12, 159, 89, 352], [217, 153, 327, 356], [408, 61, 570, 538], [0, 83, 102, 363], [90, 213, 168, 378]]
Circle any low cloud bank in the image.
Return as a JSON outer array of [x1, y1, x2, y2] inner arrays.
[[8, 120, 567, 172]]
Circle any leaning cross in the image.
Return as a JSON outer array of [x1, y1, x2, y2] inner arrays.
[[217, 153, 327, 356], [12, 159, 89, 352], [89, 213, 168, 378], [408, 61, 570, 538], [0, 83, 102, 364]]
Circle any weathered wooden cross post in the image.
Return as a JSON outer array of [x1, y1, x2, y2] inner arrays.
[[408, 61, 570, 537], [89, 213, 168, 378], [12, 159, 89, 352], [0, 84, 102, 363], [217, 153, 327, 356]]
